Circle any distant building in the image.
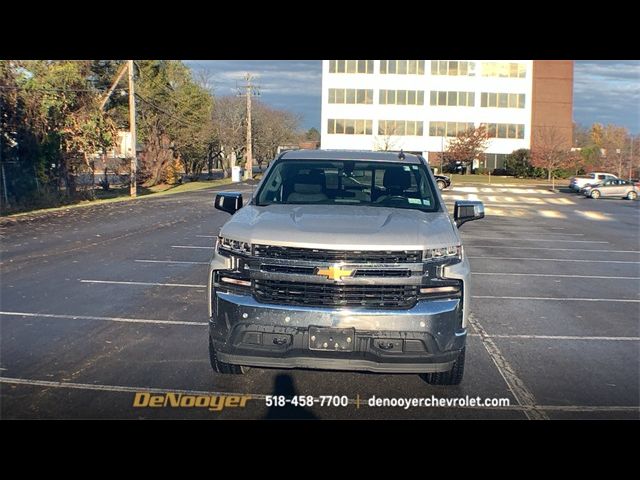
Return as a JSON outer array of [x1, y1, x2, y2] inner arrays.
[[320, 60, 573, 170]]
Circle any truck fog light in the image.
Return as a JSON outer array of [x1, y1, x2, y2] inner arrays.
[[220, 277, 251, 287], [420, 286, 460, 294]]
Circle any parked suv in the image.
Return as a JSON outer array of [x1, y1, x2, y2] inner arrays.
[[208, 150, 484, 385], [583, 179, 639, 200]]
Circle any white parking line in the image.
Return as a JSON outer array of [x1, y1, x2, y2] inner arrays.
[[467, 246, 640, 253], [134, 260, 209, 265], [478, 334, 640, 341], [0, 376, 266, 399], [464, 232, 585, 236], [79, 280, 206, 288], [473, 295, 640, 303], [468, 256, 640, 264], [172, 245, 215, 250], [0, 311, 204, 326], [1, 376, 636, 414], [463, 238, 608, 243], [467, 313, 547, 420], [472, 272, 640, 280], [466, 227, 566, 230]]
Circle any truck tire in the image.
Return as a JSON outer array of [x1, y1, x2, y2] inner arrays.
[[209, 336, 246, 374], [421, 347, 465, 385]]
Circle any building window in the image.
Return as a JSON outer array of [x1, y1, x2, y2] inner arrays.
[[378, 120, 424, 136], [328, 60, 374, 74], [380, 60, 426, 75], [481, 92, 525, 108], [428, 121, 475, 137], [328, 88, 374, 104], [430, 61, 476, 76], [481, 123, 525, 139], [484, 153, 510, 170], [480, 62, 527, 78], [429, 91, 475, 107], [379, 89, 424, 105], [328, 118, 372, 135]]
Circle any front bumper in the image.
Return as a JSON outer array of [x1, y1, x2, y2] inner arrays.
[[209, 290, 466, 373]]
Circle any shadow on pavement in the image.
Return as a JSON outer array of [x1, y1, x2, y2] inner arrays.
[[263, 374, 318, 420]]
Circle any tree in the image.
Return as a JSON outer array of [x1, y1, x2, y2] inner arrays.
[[504, 149, 534, 177], [588, 123, 629, 175], [135, 60, 214, 184], [5, 61, 117, 200], [530, 126, 572, 190], [444, 125, 489, 173], [253, 101, 300, 170], [304, 127, 320, 142], [210, 96, 246, 178]]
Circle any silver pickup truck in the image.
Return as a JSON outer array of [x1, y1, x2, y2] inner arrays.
[[208, 150, 484, 385]]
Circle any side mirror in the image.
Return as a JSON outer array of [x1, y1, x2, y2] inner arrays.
[[214, 192, 243, 215], [454, 200, 484, 228]]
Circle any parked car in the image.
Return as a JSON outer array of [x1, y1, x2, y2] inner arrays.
[[570, 172, 618, 192], [209, 150, 484, 385], [583, 179, 639, 200], [434, 174, 451, 190]]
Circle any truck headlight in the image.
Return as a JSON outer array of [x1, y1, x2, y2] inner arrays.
[[423, 245, 462, 261], [217, 236, 252, 256]]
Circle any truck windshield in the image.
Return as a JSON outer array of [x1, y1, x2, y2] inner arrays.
[[255, 160, 439, 212]]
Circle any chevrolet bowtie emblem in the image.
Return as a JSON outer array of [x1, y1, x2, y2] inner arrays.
[[315, 265, 354, 281]]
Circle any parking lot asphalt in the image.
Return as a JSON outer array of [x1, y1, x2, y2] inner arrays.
[[1, 182, 638, 419]]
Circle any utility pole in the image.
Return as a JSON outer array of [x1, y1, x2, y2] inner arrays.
[[237, 74, 259, 181], [99, 63, 128, 110], [629, 136, 634, 180], [128, 60, 137, 197], [0, 102, 8, 208]]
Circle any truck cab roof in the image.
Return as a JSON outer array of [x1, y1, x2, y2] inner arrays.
[[278, 149, 423, 164]]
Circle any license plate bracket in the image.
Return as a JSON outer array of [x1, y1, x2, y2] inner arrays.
[[309, 326, 355, 352]]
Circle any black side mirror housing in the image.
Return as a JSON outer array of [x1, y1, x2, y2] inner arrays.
[[214, 192, 243, 215], [454, 200, 484, 228]]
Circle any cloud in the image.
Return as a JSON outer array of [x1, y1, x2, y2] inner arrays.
[[573, 60, 640, 132], [185, 60, 322, 129]]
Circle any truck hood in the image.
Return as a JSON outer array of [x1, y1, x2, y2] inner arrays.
[[219, 204, 459, 250]]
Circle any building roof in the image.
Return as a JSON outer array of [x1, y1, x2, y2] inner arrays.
[[279, 149, 422, 164]]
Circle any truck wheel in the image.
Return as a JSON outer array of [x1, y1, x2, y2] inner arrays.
[[209, 336, 246, 374], [421, 347, 465, 385], [437, 180, 446, 191]]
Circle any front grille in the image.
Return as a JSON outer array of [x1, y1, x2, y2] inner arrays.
[[260, 264, 316, 275], [254, 245, 421, 263], [253, 279, 418, 309], [353, 269, 411, 277], [260, 264, 411, 277]]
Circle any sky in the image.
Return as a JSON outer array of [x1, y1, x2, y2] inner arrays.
[[185, 60, 640, 135]]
